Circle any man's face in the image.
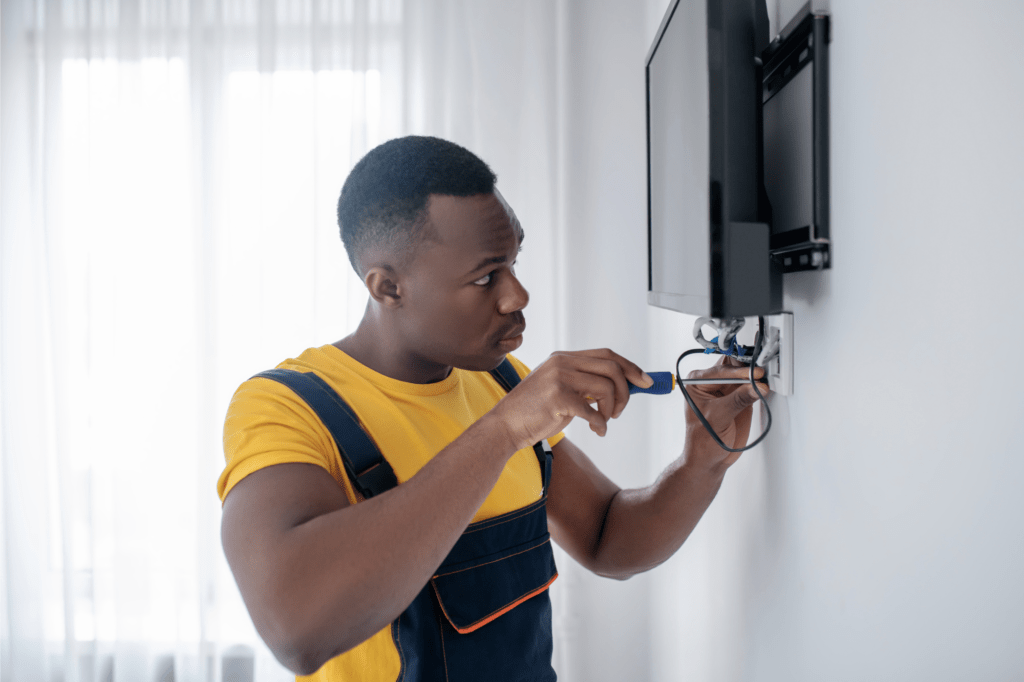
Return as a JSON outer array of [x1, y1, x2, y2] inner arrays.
[[396, 191, 529, 373]]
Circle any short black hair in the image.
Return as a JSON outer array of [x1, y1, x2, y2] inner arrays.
[[337, 136, 497, 275]]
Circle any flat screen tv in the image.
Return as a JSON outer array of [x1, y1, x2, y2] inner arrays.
[[646, 0, 781, 318]]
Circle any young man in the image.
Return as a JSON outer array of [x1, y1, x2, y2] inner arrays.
[[219, 136, 767, 681]]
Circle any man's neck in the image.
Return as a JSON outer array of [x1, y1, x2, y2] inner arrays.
[[333, 310, 453, 385]]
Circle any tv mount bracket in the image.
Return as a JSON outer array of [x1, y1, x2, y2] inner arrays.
[[761, 1, 831, 273]]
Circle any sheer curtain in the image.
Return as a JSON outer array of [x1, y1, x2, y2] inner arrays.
[[1, 1, 570, 681]]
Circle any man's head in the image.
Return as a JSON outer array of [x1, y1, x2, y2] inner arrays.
[[337, 137, 529, 374], [337, 136, 497, 277]]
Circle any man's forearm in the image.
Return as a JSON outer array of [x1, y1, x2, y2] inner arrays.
[[589, 452, 726, 580]]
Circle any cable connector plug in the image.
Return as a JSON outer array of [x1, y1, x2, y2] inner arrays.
[[756, 326, 781, 366]]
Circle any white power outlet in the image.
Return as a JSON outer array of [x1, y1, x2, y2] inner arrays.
[[764, 312, 793, 396]]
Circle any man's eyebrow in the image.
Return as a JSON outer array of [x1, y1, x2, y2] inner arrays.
[[466, 226, 524, 275], [468, 254, 508, 274]]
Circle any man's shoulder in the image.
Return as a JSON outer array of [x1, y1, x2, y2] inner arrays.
[[220, 345, 352, 503], [232, 344, 359, 397]]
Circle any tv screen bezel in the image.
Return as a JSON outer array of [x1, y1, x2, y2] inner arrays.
[[646, 0, 779, 319]]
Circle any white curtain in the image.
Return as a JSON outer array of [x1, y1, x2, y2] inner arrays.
[[0, 1, 572, 680]]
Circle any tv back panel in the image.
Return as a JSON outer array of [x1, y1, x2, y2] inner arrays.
[[762, 2, 832, 272]]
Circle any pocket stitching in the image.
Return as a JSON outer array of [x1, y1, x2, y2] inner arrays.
[[433, 537, 551, 578]]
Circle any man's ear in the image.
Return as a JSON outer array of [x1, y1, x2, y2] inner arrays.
[[364, 266, 401, 307]]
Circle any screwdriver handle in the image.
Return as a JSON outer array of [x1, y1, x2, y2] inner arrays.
[[628, 372, 675, 395]]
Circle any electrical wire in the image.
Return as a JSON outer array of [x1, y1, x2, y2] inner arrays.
[[675, 316, 772, 453]]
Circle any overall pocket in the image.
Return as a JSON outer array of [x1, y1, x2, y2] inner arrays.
[[432, 535, 558, 634], [427, 499, 558, 682]]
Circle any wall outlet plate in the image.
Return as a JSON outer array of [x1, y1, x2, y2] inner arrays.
[[765, 312, 793, 396]]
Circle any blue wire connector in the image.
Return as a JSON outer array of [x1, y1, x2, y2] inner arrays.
[[703, 336, 753, 359]]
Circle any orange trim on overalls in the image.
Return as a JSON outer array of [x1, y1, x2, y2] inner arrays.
[[432, 573, 559, 635]]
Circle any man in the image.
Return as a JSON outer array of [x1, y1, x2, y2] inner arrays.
[[219, 136, 767, 681]]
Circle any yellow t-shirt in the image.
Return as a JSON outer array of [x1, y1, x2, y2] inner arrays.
[[219, 346, 563, 681], [219, 345, 562, 517]]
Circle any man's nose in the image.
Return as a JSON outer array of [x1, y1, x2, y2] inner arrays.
[[497, 272, 529, 314]]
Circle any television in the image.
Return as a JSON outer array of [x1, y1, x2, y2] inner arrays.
[[646, 0, 781, 318]]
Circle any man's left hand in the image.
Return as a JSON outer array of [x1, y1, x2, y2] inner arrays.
[[681, 356, 770, 472]]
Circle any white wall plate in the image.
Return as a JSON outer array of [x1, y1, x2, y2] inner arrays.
[[765, 312, 793, 396]]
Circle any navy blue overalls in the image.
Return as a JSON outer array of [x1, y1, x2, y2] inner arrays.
[[256, 358, 558, 681]]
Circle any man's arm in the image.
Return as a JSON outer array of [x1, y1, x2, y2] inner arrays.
[[221, 412, 519, 674], [546, 359, 768, 580]]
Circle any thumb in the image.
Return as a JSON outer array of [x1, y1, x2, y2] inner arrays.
[[719, 383, 767, 418]]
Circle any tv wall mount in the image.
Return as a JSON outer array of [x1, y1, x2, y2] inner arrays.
[[761, 2, 831, 273]]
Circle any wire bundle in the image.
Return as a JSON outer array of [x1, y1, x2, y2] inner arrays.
[[675, 317, 772, 453]]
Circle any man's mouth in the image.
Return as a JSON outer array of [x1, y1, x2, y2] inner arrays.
[[496, 316, 527, 349], [499, 314, 527, 341], [502, 324, 526, 340]]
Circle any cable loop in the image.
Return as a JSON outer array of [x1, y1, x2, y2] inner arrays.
[[676, 316, 772, 453], [716, 318, 746, 351], [692, 316, 747, 353], [692, 317, 718, 350]]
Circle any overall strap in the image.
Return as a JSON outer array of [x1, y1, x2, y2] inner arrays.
[[253, 369, 398, 499], [488, 358, 553, 493]]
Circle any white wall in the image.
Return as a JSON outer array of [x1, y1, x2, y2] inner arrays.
[[552, 1, 675, 680], [556, 1, 1024, 680]]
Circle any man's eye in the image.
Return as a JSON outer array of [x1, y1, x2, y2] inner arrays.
[[474, 273, 493, 286]]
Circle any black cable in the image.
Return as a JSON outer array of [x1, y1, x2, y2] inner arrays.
[[675, 317, 772, 453]]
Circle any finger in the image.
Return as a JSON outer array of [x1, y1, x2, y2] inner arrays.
[[685, 380, 730, 400], [568, 372, 618, 424], [688, 363, 767, 383], [727, 381, 764, 415], [684, 368, 738, 399], [561, 393, 610, 437], [718, 373, 771, 392], [732, 404, 753, 448], [561, 354, 634, 419], [693, 376, 765, 422], [573, 348, 652, 388], [703, 380, 770, 410], [593, 348, 653, 390]]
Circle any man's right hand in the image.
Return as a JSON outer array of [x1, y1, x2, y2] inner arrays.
[[487, 349, 654, 451]]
